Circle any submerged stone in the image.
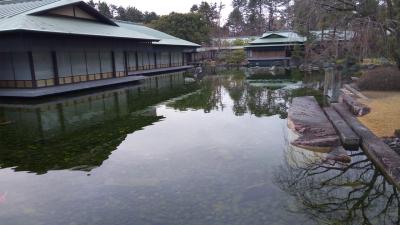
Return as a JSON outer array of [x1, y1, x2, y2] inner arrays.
[[326, 146, 352, 163]]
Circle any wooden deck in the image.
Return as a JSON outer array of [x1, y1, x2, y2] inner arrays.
[[0, 66, 193, 98], [0, 76, 146, 98]]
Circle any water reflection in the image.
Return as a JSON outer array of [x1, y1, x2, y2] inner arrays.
[[275, 136, 400, 225], [0, 73, 199, 174], [0, 70, 396, 225], [169, 73, 324, 119]]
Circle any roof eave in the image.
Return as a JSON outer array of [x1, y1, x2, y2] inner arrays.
[[0, 29, 159, 41], [154, 43, 200, 48]]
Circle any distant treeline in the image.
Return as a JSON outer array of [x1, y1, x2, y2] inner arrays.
[[87, 1, 160, 24]]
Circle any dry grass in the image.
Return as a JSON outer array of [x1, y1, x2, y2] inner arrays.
[[358, 91, 400, 137], [357, 67, 400, 91]]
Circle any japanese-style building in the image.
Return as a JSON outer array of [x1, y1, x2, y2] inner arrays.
[[245, 31, 306, 67], [0, 0, 200, 98]]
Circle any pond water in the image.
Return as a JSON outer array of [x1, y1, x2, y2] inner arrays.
[[0, 71, 398, 225]]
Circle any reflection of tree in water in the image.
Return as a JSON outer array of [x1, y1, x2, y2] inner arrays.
[[221, 75, 306, 118], [169, 75, 324, 118], [274, 146, 400, 225], [244, 85, 289, 118], [223, 76, 247, 116], [168, 77, 224, 113], [168, 71, 326, 119]]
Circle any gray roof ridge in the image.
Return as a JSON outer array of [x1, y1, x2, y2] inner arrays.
[[27, 0, 86, 15], [0, 0, 50, 5], [113, 19, 144, 26]]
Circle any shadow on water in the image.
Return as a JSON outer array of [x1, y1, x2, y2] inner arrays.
[[0, 73, 199, 174]]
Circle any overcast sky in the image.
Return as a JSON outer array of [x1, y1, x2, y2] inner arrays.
[[103, 0, 233, 22]]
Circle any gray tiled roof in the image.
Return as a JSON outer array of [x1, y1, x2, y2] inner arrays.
[[0, 15, 157, 40], [0, 0, 60, 19], [250, 31, 306, 45], [0, 0, 157, 41], [0, 0, 201, 47]]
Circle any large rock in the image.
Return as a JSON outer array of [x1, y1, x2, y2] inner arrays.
[[342, 94, 370, 117], [288, 96, 340, 151]]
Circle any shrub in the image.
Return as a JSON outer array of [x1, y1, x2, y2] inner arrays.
[[225, 49, 246, 65], [357, 67, 400, 91], [232, 39, 248, 46]]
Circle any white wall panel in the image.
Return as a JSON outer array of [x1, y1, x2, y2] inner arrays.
[[56, 52, 72, 77], [32, 52, 54, 80], [114, 52, 125, 71], [100, 52, 112, 73], [86, 52, 101, 74], [0, 52, 14, 80], [12, 52, 31, 80], [128, 52, 136, 69], [70, 52, 87, 76]]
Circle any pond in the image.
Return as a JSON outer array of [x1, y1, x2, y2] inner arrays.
[[0, 70, 398, 225]]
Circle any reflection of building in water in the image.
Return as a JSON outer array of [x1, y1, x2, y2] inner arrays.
[[0, 72, 198, 174], [1, 72, 185, 137]]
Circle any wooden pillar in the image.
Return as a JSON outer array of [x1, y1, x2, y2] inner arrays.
[[124, 51, 129, 76], [28, 51, 37, 88], [169, 52, 172, 67], [135, 51, 139, 71], [51, 51, 60, 85], [154, 52, 157, 69], [111, 51, 116, 78]]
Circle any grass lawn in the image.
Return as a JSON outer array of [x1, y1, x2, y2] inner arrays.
[[358, 91, 400, 137]]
